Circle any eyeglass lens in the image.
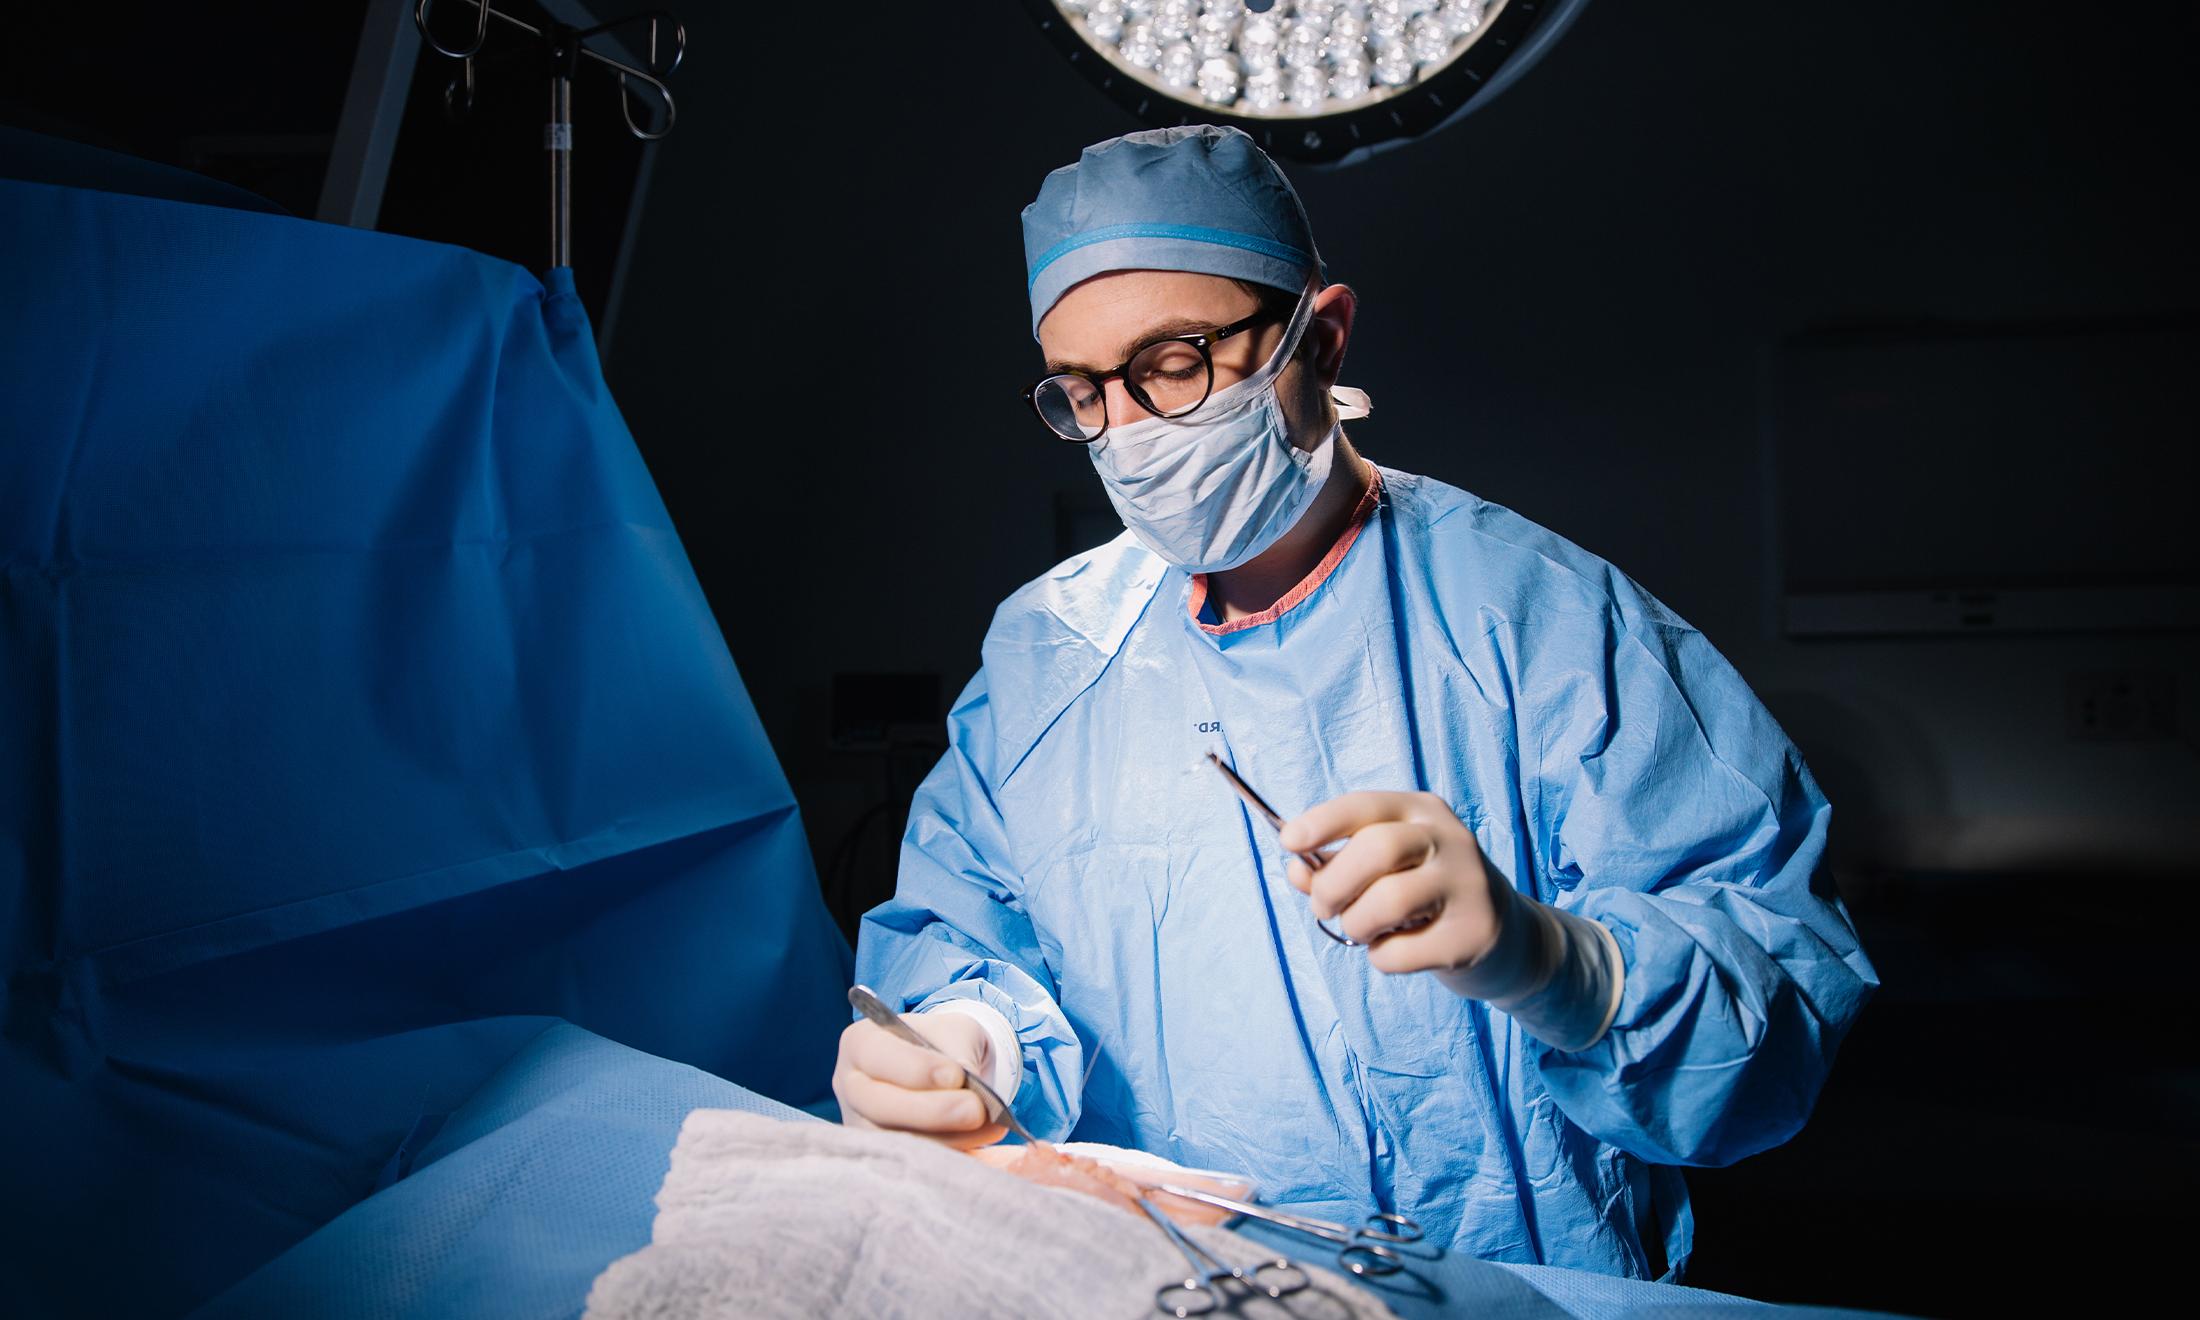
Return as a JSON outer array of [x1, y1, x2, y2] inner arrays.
[[1032, 337, 1216, 441]]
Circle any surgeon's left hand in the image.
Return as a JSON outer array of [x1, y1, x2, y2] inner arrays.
[[1281, 790, 1627, 1052], [1280, 791, 1507, 976]]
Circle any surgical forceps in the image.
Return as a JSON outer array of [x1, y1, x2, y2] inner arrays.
[[1155, 1184, 1427, 1277], [1208, 752, 1360, 946], [1214, 751, 1457, 951], [1137, 1196, 1311, 1318]]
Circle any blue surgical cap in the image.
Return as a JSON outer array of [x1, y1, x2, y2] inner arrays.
[[1021, 124, 1323, 339]]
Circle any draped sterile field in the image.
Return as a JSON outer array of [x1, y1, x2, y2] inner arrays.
[[0, 158, 850, 1318]]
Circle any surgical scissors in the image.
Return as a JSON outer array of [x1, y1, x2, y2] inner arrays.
[[1137, 1195, 1311, 1317], [1155, 1184, 1427, 1277]]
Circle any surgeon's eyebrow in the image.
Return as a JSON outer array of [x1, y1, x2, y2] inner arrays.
[[1045, 316, 1225, 375]]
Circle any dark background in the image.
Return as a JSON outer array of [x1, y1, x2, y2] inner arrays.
[[7, 2, 2196, 1315]]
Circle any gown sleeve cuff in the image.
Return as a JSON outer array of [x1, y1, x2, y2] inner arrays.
[[914, 999, 1024, 1102], [1572, 915, 1626, 1050], [1440, 892, 1626, 1053]]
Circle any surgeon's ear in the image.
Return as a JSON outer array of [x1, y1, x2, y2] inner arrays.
[[1309, 283, 1357, 388]]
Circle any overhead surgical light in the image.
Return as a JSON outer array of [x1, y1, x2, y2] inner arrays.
[[1020, 0, 1591, 165]]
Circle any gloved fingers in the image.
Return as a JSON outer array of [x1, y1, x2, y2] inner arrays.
[[842, 1020, 968, 1090], [908, 1008, 993, 1071], [1364, 906, 1486, 977], [1287, 849, 1353, 894], [1308, 821, 1433, 919], [1280, 790, 1421, 853], [845, 1085, 1006, 1150], [1336, 863, 1447, 946], [836, 1067, 993, 1134]]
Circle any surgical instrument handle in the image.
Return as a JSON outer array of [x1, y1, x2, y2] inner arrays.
[[1152, 1184, 1417, 1276], [1137, 1196, 1307, 1318]]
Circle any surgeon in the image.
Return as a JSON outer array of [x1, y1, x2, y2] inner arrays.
[[837, 125, 1876, 1279]]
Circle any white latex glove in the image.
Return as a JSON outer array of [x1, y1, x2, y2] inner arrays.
[[1283, 791, 1624, 1052], [832, 1009, 1007, 1149]]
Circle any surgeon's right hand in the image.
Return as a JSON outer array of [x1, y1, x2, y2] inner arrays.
[[833, 1012, 1007, 1149]]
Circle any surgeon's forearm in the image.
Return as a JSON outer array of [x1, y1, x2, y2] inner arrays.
[[1438, 890, 1625, 1052]]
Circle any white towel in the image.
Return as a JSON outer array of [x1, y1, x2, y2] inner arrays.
[[584, 1110, 1399, 1320]]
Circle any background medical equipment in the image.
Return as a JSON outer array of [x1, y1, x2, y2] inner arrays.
[[1014, 0, 1595, 165], [413, 0, 682, 269]]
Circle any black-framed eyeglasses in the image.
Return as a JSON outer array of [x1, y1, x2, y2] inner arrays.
[[1023, 311, 1275, 444]]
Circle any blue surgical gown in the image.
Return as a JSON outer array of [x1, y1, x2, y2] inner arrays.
[[856, 466, 1876, 1278]]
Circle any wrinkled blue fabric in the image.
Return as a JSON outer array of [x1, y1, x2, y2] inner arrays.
[[0, 161, 851, 1319], [191, 1023, 811, 1320], [859, 467, 1878, 1280]]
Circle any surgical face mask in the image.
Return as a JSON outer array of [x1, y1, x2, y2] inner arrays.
[[1087, 282, 1368, 574]]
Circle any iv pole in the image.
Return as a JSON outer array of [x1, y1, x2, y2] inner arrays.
[[414, 0, 684, 270]]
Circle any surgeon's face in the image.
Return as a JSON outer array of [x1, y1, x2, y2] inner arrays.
[[1038, 270, 1349, 450]]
